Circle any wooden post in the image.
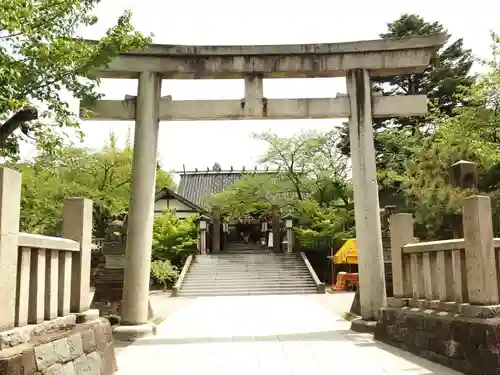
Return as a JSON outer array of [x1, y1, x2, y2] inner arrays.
[[389, 213, 414, 298], [62, 198, 93, 313], [462, 195, 499, 305], [0, 168, 22, 330]]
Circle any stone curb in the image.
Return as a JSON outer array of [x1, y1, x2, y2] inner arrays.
[[350, 318, 377, 334], [112, 323, 157, 342]]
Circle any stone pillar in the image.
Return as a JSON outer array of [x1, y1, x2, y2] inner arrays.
[[462, 195, 499, 305], [448, 161, 476, 302], [212, 206, 221, 253], [271, 205, 281, 252], [62, 197, 93, 313], [449, 160, 477, 237], [0, 168, 21, 330], [121, 71, 162, 326], [346, 69, 386, 320], [244, 75, 264, 117], [389, 213, 414, 298]]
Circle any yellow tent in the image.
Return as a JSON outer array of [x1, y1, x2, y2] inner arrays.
[[334, 239, 358, 264]]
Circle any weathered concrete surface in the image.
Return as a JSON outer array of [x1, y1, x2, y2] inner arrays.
[[89, 34, 446, 79], [114, 294, 460, 375], [83, 94, 428, 121], [376, 306, 500, 375], [0, 318, 116, 375]]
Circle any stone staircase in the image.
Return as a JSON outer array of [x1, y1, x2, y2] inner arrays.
[[177, 244, 320, 297]]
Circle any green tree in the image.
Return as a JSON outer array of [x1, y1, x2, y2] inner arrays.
[[0, 0, 150, 158], [339, 14, 475, 156], [152, 210, 198, 268], [9, 135, 175, 235], [397, 32, 500, 238]]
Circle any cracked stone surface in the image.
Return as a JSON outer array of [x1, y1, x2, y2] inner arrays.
[[115, 294, 461, 375]]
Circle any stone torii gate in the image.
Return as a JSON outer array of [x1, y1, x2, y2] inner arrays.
[[82, 34, 446, 335]]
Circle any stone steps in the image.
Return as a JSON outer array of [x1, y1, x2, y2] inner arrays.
[[177, 251, 320, 297]]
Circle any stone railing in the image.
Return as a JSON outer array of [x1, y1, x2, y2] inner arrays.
[[0, 167, 93, 331], [389, 195, 500, 317]]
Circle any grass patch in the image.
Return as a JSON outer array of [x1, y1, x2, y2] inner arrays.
[[148, 316, 166, 325], [341, 311, 359, 321]]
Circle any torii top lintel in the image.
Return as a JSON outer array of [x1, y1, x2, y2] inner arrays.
[[90, 33, 447, 80]]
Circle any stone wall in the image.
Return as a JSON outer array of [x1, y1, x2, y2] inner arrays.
[[375, 307, 500, 375], [0, 318, 116, 375]]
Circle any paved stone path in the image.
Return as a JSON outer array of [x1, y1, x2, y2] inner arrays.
[[115, 294, 461, 375]]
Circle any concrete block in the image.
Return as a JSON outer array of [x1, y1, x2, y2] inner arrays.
[[52, 338, 71, 363], [61, 362, 75, 375], [34, 342, 58, 372], [66, 334, 83, 361], [81, 329, 96, 354], [44, 363, 63, 375], [86, 352, 102, 375]]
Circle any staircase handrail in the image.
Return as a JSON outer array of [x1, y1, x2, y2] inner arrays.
[[172, 254, 194, 297], [300, 252, 326, 293]]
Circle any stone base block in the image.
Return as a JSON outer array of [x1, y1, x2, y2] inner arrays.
[[74, 309, 100, 323], [388, 297, 500, 318], [0, 317, 117, 375], [375, 306, 500, 375], [112, 323, 156, 342], [350, 318, 377, 334], [0, 315, 76, 350]]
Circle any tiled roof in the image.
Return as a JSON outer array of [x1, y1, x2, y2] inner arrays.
[[177, 170, 292, 208]]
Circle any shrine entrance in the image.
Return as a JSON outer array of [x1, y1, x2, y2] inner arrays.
[[82, 33, 446, 328]]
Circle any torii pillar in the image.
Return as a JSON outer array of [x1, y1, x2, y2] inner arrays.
[[118, 72, 161, 337], [346, 69, 386, 322]]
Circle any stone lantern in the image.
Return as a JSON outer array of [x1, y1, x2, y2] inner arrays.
[[196, 215, 210, 254], [282, 213, 297, 253]]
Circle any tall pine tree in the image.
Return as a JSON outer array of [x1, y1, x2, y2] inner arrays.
[[339, 14, 475, 158]]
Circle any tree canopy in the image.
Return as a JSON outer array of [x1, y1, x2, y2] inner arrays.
[[8, 135, 174, 236], [0, 0, 150, 158]]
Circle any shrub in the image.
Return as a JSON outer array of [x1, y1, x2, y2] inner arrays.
[[150, 260, 179, 290], [152, 210, 198, 268]]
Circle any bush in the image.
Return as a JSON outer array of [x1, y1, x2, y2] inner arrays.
[[150, 260, 179, 290], [152, 210, 198, 268]]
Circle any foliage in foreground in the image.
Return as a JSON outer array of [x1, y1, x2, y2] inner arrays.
[[0, 0, 151, 158]]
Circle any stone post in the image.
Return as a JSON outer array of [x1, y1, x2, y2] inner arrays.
[[198, 216, 208, 255], [244, 75, 264, 117], [462, 195, 499, 305], [0, 167, 21, 330], [212, 206, 221, 253], [389, 213, 414, 298], [62, 198, 93, 313], [448, 161, 477, 302], [271, 205, 281, 252], [121, 71, 162, 327], [346, 69, 386, 321], [283, 214, 296, 253]]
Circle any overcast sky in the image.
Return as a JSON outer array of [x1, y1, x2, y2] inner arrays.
[[27, 0, 500, 173]]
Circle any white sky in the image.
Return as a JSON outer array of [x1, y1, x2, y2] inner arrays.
[[29, 0, 500, 173]]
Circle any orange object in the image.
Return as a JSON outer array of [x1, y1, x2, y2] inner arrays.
[[334, 272, 347, 291]]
